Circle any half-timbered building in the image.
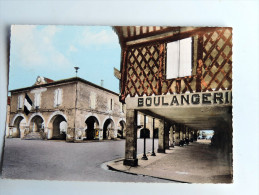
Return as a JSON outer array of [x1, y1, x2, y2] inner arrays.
[[113, 26, 232, 166]]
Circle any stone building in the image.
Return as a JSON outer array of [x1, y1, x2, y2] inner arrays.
[[5, 96, 11, 137], [113, 26, 232, 166], [8, 76, 126, 141]]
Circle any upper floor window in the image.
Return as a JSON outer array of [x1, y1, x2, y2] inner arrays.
[[110, 99, 113, 110], [34, 93, 41, 108], [90, 92, 96, 109], [17, 95, 23, 109], [54, 88, 62, 107], [166, 37, 192, 79]]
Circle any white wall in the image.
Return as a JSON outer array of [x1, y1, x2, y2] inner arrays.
[[0, 1, 258, 195]]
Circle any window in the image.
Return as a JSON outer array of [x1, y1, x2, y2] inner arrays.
[[107, 98, 113, 111], [34, 93, 41, 108], [90, 92, 96, 109], [110, 99, 113, 110], [54, 89, 62, 107], [17, 95, 23, 109], [166, 37, 192, 79]]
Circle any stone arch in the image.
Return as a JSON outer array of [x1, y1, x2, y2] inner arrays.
[[85, 113, 100, 126], [11, 114, 27, 138], [28, 114, 45, 132], [103, 118, 115, 139], [102, 116, 115, 129], [117, 119, 126, 139], [46, 111, 68, 128], [11, 113, 27, 126], [28, 113, 45, 127], [85, 115, 100, 140], [47, 113, 67, 140]]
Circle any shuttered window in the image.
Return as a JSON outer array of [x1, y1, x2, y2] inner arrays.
[[34, 93, 41, 108], [90, 92, 96, 109], [166, 37, 192, 79], [18, 95, 23, 109], [54, 89, 62, 107]]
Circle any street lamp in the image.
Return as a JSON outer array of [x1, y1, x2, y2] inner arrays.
[[151, 117, 156, 156], [141, 115, 148, 160]]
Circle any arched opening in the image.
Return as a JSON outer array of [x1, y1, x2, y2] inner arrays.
[[52, 115, 67, 140], [140, 128, 150, 138], [198, 130, 214, 141], [117, 120, 126, 139], [85, 116, 99, 140], [103, 119, 115, 139], [29, 115, 44, 132], [13, 116, 26, 138]]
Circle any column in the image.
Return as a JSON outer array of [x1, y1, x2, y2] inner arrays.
[[99, 129, 103, 140], [123, 109, 138, 166], [165, 122, 170, 149], [190, 129, 194, 142], [175, 124, 180, 145], [194, 130, 198, 141], [179, 125, 184, 140], [157, 118, 165, 153], [8, 126, 13, 138], [169, 126, 174, 147], [66, 127, 75, 142]]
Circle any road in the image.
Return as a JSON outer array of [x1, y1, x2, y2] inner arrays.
[[2, 138, 174, 182]]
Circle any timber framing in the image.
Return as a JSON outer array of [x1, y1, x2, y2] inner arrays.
[[114, 26, 232, 102]]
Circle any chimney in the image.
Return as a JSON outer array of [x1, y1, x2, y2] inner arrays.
[[101, 80, 104, 87]]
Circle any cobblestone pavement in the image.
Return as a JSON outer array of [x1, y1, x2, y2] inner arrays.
[[2, 138, 175, 182]]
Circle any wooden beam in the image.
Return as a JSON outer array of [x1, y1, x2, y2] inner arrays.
[[126, 27, 231, 49]]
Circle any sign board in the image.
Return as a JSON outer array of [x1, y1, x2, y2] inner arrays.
[[125, 90, 232, 109]]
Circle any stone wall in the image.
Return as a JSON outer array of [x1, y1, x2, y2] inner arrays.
[[8, 79, 126, 142]]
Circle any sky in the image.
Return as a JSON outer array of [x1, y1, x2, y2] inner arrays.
[[9, 25, 121, 93]]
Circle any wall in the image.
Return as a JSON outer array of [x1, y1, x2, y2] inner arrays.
[[75, 81, 126, 140], [8, 80, 126, 141], [8, 82, 77, 139]]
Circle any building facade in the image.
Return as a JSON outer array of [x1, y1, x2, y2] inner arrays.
[[8, 76, 126, 141], [5, 97, 11, 137], [113, 26, 232, 166]]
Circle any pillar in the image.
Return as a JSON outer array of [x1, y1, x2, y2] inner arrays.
[[190, 130, 194, 142], [169, 126, 174, 147], [99, 129, 103, 140], [8, 126, 13, 138], [123, 109, 138, 166], [66, 127, 75, 142], [188, 128, 191, 140], [194, 130, 198, 141], [165, 122, 170, 149], [174, 124, 180, 145], [157, 118, 165, 153], [184, 126, 187, 139], [180, 125, 183, 140]]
